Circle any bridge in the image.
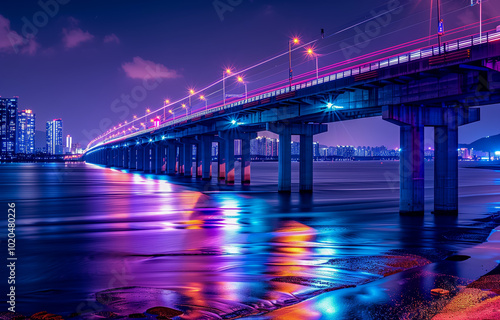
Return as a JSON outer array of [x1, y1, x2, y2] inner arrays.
[[84, 29, 500, 215]]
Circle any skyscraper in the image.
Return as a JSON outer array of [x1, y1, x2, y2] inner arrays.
[[66, 135, 72, 154], [46, 119, 63, 155], [0, 98, 18, 157], [17, 109, 36, 154]]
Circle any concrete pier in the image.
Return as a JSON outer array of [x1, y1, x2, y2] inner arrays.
[[383, 105, 479, 214], [299, 134, 313, 192], [167, 144, 176, 175], [182, 142, 192, 177], [241, 137, 251, 184]]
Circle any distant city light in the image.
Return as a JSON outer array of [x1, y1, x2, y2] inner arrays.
[[495, 151, 500, 156]]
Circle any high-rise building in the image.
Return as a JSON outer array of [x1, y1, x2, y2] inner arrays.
[[46, 119, 63, 155], [17, 109, 35, 154], [65, 135, 72, 154], [0, 98, 18, 156]]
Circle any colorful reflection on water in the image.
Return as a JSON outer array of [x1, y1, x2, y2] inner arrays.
[[1, 161, 499, 318]]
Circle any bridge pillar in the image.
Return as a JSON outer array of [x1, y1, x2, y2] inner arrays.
[[117, 148, 123, 167], [167, 144, 176, 175], [129, 147, 136, 170], [123, 147, 129, 169], [299, 134, 313, 192], [143, 145, 150, 173], [182, 142, 192, 177], [150, 144, 157, 173], [106, 148, 111, 167], [198, 136, 213, 181], [278, 128, 292, 193], [267, 123, 328, 193], [383, 105, 425, 214], [217, 141, 226, 182], [219, 133, 235, 184], [241, 136, 251, 184], [427, 106, 479, 214], [154, 143, 163, 174], [178, 144, 185, 175], [136, 146, 144, 171]]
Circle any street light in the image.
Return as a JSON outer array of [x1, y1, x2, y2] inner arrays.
[[437, 0, 443, 53], [189, 89, 195, 108], [237, 76, 248, 99], [200, 95, 208, 110], [163, 99, 170, 122], [223, 68, 232, 107], [182, 103, 188, 116], [169, 109, 174, 120], [145, 108, 151, 126], [471, 0, 484, 43], [289, 37, 300, 88], [306, 47, 319, 79]]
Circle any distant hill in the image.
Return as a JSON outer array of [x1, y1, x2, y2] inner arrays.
[[462, 133, 500, 152]]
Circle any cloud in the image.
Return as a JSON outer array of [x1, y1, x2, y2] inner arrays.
[[104, 33, 120, 44], [122, 57, 180, 80], [62, 27, 94, 48], [62, 19, 94, 49], [0, 14, 39, 55]]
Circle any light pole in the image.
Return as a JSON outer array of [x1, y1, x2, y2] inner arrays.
[[237, 76, 248, 99], [437, 0, 443, 53], [306, 48, 319, 79], [223, 68, 231, 107], [169, 109, 174, 120], [182, 104, 187, 116], [145, 108, 151, 127], [188, 89, 194, 114], [163, 99, 170, 122], [200, 95, 208, 110], [289, 37, 299, 88], [471, 0, 484, 43]]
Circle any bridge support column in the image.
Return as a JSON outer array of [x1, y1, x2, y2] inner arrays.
[[154, 144, 162, 174], [178, 144, 185, 175], [167, 144, 176, 175], [278, 129, 292, 193], [129, 147, 136, 170], [241, 137, 251, 184], [300, 134, 313, 193], [195, 145, 202, 179], [137, 146, 144, 171], [219, 133, 235, 184], [143, 145, 150, 173], [198, 136, 212, 181], [217, 141, 226, 182], [182, 142, 192, 177], [123, 147, 129, 169], [117, 148, 123, 167], [267, 123, 327, 193], [105, 148, 111, 167], [150, 144, 157, 173], [430, 106, 479, 214]]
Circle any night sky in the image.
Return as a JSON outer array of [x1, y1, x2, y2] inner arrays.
[[1, 0, 499, 149]]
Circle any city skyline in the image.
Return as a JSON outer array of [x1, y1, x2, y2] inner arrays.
[[1, 0, 500, 148]]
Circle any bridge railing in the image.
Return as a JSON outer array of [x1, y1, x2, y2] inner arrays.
[[86, 30, 500, 153]]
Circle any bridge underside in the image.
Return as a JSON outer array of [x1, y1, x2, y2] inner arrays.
[[85, 40, 500, 214]]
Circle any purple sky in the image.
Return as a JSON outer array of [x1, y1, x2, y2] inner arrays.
[[1, 0, 499, 149]]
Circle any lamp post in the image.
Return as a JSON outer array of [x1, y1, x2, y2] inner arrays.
[[182, 104, 188, 116], [223, 68, 231, 107], [237, 76, 248, 99], [163, 99, 170, 122], [471, 0, 484, 43], [145, 108, 151, 128], [306, 48, 319, 79], [200, 95, 208, 111], [189, 89, 194, 108], [169, 109, 174, 120], [289, 37, 299, 88], [437, 0, 443, 53]]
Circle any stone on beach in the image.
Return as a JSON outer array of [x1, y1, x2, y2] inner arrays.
[[145, 307, 183, 318]]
